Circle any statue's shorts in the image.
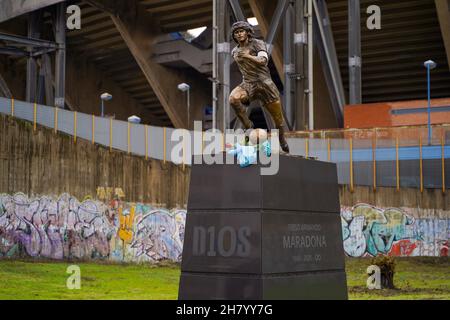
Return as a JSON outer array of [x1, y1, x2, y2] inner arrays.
[[239, 79, 280, 106]]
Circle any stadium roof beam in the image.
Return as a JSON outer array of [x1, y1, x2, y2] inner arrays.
[[247, 0, 284, 80], [143, 0, 212, 14], [435, 0, 450, 71], [0, 47, 29, 56], [266, 0, 290, 55], [312, 0, 345, 126], [63, 48, 164, 125], [229, 0, 246, 21], [0, 32, 57, 49], [67, 21, 115, 38], [0, 0, 66, 23], [0, 71, 12, 98], [84, 0, 115, 14], [104, 0, 211, 129]]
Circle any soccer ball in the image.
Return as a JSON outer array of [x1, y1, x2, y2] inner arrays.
[[249, 128, 268, 145]]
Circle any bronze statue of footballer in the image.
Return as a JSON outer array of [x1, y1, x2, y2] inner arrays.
[[229, 21, 290, 153]]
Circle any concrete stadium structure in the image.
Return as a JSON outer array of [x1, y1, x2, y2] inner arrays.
[[0, 0, 449, 132]]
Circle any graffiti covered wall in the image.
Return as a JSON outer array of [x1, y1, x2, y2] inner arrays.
[[0, 193, 448, 261], [341, 204, 449, 257], [0, 193, 186, 262]]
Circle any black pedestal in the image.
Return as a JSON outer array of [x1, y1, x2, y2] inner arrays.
[[178, 154, 348, 300]]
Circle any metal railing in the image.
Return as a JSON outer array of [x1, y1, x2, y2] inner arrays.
[[1, 97, 448, 191]]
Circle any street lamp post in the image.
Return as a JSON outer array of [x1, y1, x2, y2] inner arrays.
[[424, 60, 437, 145], [177, 83, 191, 129], [100, 93, 112, 117]]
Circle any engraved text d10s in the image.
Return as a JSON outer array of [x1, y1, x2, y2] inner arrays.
[[192, 226, 251, 257]]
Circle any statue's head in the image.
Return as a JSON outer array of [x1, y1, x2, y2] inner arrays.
[[231, 21, 254, 43]]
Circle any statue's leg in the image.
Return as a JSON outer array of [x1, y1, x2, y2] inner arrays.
[[229, 86, 254, 130], [265, 100, 290, 153]]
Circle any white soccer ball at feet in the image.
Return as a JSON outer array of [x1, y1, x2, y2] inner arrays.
[[249, 128, 268, 145]]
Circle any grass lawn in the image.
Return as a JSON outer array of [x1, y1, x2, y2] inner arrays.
[[0, 257, 448, 300]]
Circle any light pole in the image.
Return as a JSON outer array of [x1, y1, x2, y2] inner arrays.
[[177, 83, 191, 129], [100, 93, 112, 117], [424, 60, 436, 145]]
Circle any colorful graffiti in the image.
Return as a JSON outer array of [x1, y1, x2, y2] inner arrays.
[[0, 193, 186, 262], [341, 204, 449, 257], [129, 207, 185, 262], [0, 194, 448, 262]]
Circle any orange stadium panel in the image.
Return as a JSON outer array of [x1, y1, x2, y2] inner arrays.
[[344, 98, 450, 129]]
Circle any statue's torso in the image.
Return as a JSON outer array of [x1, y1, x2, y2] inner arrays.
[[232, 39, 272, 83]]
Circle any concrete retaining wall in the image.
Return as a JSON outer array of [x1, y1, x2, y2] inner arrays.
[[0, 113, 189, 208], [0, 114, 448, 260]]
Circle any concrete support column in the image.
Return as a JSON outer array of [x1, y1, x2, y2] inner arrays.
[[348, 0, 362, 104], [217, 0, 231, 132], [54, 2, 66, 108], [26, 11, 41, 103], [283, 3, 295, 130], [294, 0, 307, 130]]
